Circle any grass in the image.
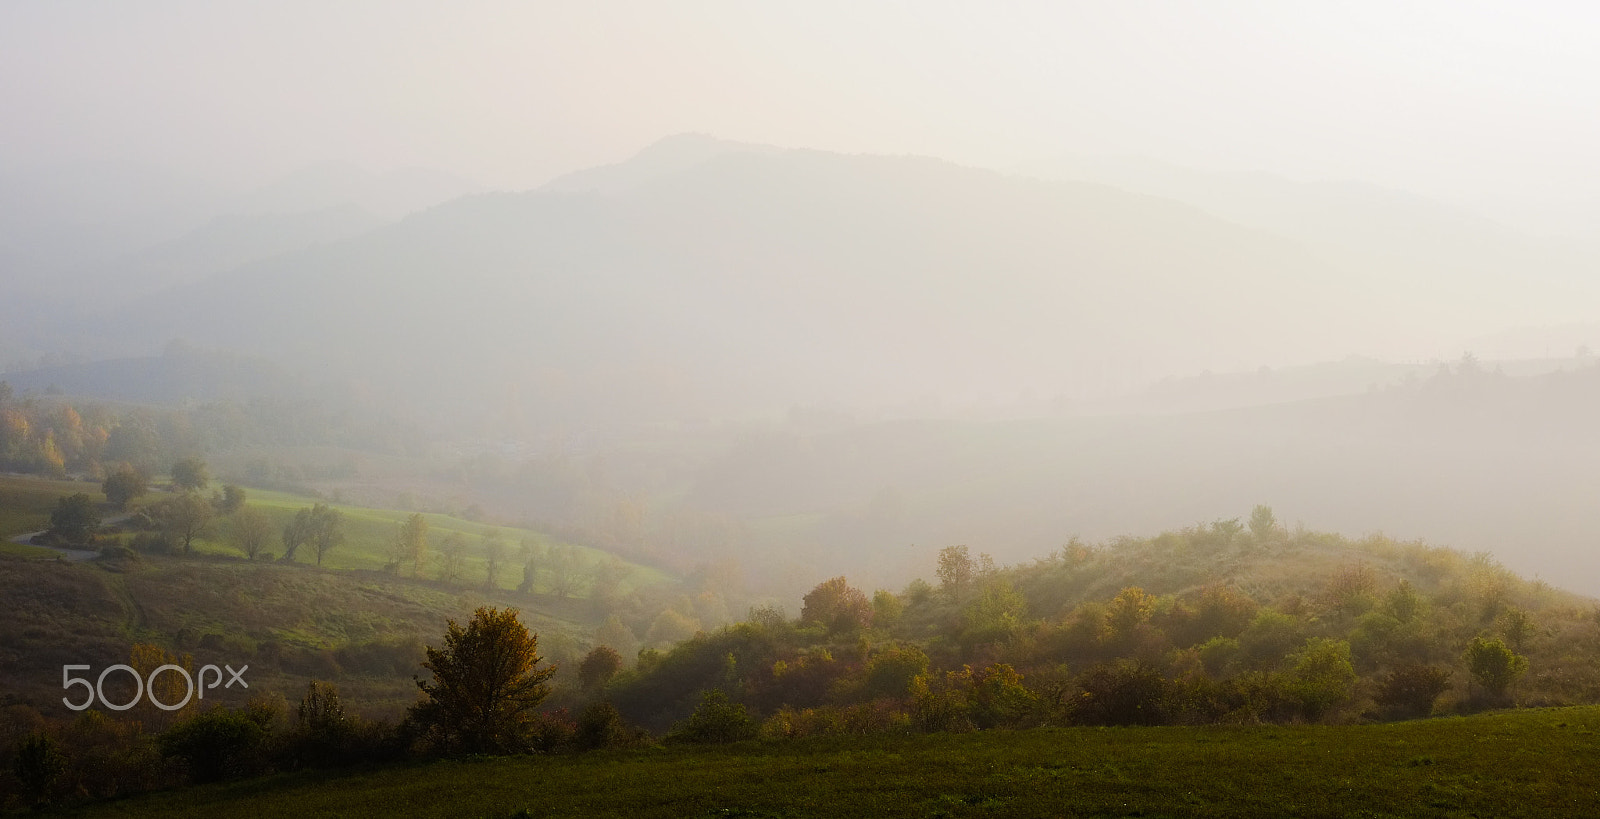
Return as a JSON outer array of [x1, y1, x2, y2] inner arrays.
[[0, 473, 104, 537], [62, 706, 1600, 818], [194, 487, 674, 595]]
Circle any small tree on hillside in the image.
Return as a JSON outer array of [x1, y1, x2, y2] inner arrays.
[[1464, 636, 1527, 702], [48, 493, 101, 545], [409, 607, 557, 755], [800, 576, 873, 634], [227, 506, 275, 560], [579, 645, 623, 691], [102, 463, 150, 511], [281, 507, 313, 562], [171, 457, 210, 493], [155, 493, 216, 555], [936, 545, 974, 595], [308, 504, 345, 567]]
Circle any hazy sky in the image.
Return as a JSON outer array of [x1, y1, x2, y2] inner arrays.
[[6, 1, 1600, 222]]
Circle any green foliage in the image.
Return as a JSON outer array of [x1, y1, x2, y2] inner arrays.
[[579, 645, 623, 690], [1286, 638, 1356, 720], [1464, 636, 1528, 700], [1073, 660, 1173, 726], [863, 644, 930, 700], [152, 492, 216, 554], [669, 689, 757, 744], [961, 580, 1030, 645], [47, 492, 100, 544], [13, 731, 67, 804], [1375, 664, 1452, 719], [158, 706, 271, 783], [410, 607, 557, 755], [171, 457, 211, 493], [214, 483, 247, 514], [102, 463, 150, 511], [871, 588, 905, 628]]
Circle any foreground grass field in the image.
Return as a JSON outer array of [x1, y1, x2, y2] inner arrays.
[[64, 707, 1600, 818]]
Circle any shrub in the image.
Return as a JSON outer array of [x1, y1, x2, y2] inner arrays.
[[13, 731, 66, 805], [1072, 661, 1173, 726], [159, 707, 271, 783], [669, 690, 757, 744], [1375, 664, 1452, 719], [1464, 636, 1527, 702]]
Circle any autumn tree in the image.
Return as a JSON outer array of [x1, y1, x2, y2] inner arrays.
[[409, 607, 557, 755], [171, 457, 210, 492], [936, 545, 974, 595], [102, 463, 149, 511], [800, 576, 873, 634]]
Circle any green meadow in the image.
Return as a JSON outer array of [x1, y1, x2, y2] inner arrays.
[[64, 706, 1600, 818]]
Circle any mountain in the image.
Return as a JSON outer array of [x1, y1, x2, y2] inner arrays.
[[71, 138, 1396, 433], [1015, 155, 1600, 345]]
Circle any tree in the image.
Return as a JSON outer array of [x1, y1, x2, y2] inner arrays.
[[171, 457, 210, 493], [1248, 504, 1279, 541], [481, 530, 507, 590], [669, 689, 757, 744], [13, 732, 66, 806], [936, 545, 974, 594], [579, 645, 623, 690], [1464, 636, 1527, 701], [1375, 664, 1452, 719], [409, 606, 557, 755], [438, 532, 467, 584], [213, 484, 246, 514], [155, 493, 216, 555], [48, 492, 101, 545], [1288, 637, 1356, 721], [281, 507, 314, 562], [398, 513, 429, 577], [800, 576, 873, 634], [307, 504, 345, 567], [227, 506, 275, 560], [102, 463, 150, 511]]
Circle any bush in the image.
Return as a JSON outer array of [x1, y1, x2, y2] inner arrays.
[[1072, 661, 1174, 726], [669, 690, 757, 744], [1375, 664, 1452, 719], [13, 731, 66, 805], [575, 702, 638, 751], [159, 707, 272, 782]]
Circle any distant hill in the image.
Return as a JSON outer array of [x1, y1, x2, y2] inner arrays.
[[76, 137, 1401, 431], [0, 344, 304, 405]]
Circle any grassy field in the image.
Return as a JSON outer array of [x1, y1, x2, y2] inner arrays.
[[0, 474, 677, 718], [235, 488, 673, 595], [0, 473, 103, 537], [61, 706, 1600, 818], [0, 473, 672, 595]]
